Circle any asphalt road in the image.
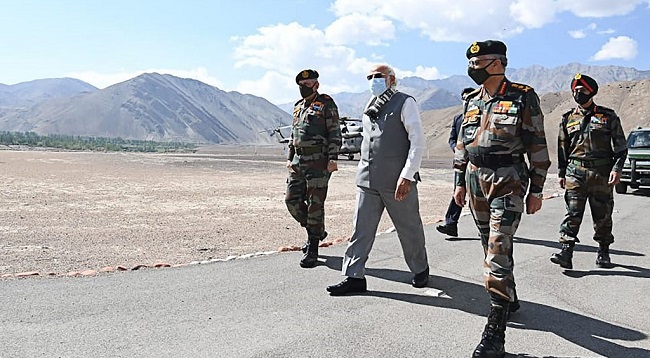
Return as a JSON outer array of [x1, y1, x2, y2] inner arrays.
[[1, 189, 648, 357]]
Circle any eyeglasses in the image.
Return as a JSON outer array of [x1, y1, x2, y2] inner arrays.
[[468, 58, 497, 69], [366, 73, 384, 80]]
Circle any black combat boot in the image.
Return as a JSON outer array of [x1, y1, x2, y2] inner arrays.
[[302, 230, 327, 253], [550, 242, 575, 269], [596, 243, 614, 268], [472, 303, 509, 358], [299, 238, 319, 268]]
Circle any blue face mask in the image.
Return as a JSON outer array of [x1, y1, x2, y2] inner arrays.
[[370, 78, 387, 96]]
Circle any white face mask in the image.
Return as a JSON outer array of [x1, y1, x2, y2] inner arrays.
[[370, 78, 387, 96]]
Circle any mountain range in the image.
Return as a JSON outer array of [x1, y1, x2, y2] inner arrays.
[[1, 63, 649, 146], [283, 63, 650, 118], [0, 73, 290, 144]]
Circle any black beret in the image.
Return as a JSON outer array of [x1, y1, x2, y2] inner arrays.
[[571, 73, 598, 95], [466, 40, 507, 59], [295, 69, 319, 84]]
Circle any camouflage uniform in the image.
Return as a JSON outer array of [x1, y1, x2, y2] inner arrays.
[[285, 93, 341, 241], [557, 105, 627, 245], [454, 79, 551, 303]]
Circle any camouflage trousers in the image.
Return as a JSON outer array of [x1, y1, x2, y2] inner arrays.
[[559, 164, 614, 245], [467, 163, 528, 303], [285, 157, 331, 240]]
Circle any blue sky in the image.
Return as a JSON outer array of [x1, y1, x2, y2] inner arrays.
[[1, 0, 649, 104]]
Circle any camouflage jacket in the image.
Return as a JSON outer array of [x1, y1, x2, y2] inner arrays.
[[287, 93, 341, 161], [557, 104, 628, 177], [453, 78, 551, 194]]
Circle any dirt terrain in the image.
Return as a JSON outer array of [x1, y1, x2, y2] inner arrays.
[[0, 146, 561, 277]]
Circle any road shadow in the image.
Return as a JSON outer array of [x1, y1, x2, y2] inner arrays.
[[562, 263, 650, 279], [444, 236, 481, 242], [361, 269, 649, 358], [513, 237, 644, 257], [628, 188, 650, 197]]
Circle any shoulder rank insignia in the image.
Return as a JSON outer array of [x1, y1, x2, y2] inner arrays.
[[510, 82, 531, 92]]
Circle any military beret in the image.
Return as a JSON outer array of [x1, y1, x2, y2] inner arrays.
[[571, 73, 598, 95], [466, 40, 507, 59], [295, 69, 319, 84]]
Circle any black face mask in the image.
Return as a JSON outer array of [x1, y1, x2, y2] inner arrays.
[[467, 59, 497, 85], [573, 92, 592, 106], [299, 84, 314, 98]]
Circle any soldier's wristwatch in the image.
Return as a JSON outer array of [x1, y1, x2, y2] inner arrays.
[[530, 192, 544, 199]]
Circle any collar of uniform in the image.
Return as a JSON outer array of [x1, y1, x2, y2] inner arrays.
[[576, 103, 596, 115], [301, 92, 319, 107]]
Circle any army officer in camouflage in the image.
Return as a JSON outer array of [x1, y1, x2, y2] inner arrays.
[[285, 69, 341, 268], [550, 74, 627, 270], [453, 40, 551, 358]]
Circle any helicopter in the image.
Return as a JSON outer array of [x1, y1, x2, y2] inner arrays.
[[269, 116, 363, 160]]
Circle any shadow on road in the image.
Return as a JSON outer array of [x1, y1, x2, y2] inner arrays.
[[513, 237, 644, 257], [365, 269, 648, 358], [318, 254, 648, 357]]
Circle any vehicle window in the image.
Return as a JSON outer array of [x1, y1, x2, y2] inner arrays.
[[628, 131, 650, 148]]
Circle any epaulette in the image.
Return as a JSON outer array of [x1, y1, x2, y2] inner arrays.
[[294, 99, 303, 106], [595, 105, 616, 115], [318, 93, 333, 101], [509, 82, 533, 93], [465, 88, 481, 99]]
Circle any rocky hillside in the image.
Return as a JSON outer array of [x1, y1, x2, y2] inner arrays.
[[0, 74, 291, 144]]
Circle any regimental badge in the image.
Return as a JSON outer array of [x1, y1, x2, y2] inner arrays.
[[470, 42, 480, 54], [574, 73, 582, 80], [302, 70, 309, 79], [312, 102, 323, 111]]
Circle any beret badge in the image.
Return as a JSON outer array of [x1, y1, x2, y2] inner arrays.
[[470, 42, 480, 54]]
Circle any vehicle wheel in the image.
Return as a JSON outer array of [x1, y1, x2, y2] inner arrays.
[[348, 154, 354, 160], [615, 183, 627, 194]]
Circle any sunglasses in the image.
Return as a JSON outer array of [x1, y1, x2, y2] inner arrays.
[[468, 57, 498, 68], [366, 73, 385, 80]]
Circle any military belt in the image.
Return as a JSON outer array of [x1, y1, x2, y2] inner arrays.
[[569, 158, 611, 168], [468, 153, 525, 170], [296, 146, 326, 156]]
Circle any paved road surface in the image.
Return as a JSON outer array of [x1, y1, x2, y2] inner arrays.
[[1, 190, 648, 357]]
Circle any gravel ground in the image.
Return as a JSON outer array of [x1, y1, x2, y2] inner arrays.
[[0, 147, 459, 276], [0, 146, 561, 277]]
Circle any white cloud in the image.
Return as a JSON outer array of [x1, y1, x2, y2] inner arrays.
[[228, 1, 647, 103], [568, 30, 587, 39], [568, 22, 617, 39], [510, 0, 560, 28], [325, 13, 395, 46], [597, 29, 616, 35], [328, 0, 647, 41], [232, 22, 376, 103], [560, 0, 643, 17], [397, 66, 443, 80], [591, 36, 638, 60], [66, 67, 223, 89]]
